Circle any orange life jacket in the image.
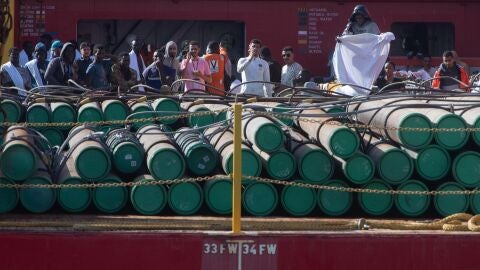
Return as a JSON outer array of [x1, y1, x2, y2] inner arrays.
[[204, 53, 225, 95]]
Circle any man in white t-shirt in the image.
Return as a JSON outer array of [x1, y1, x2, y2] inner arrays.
[[237, 39, 271, 96], [280, 46, 303, 87]]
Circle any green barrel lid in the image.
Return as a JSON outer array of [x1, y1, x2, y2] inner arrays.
[[93, 176, 128, 213], [281, 182, 316, 216], [102, 100, 128, 125], [112, 141, 144, 174], [20, 177, 56, 213], [184, 143, 218, 176], [434, 114, 469, 150], [377, 149, 413, 185], [358, 180, 393, 216], [58, 178, 91, 213], [168, 182, 203, 215], [216, 110, 228, 123], [0, 143, 37, 181], [0, 99, 22, 122], [297, 148, 333, 183], [265, 150, 296, 180], [434, 182, 469, 217], [75, 146, 111, 181], [272, 104, 294, 126], [148, 146, 185, 180], [329, 128, 359, 159], [188, 107, 215, 129], [452, 151, 480, 188], [130, 103, 154, 130], [254, 122, 284, 152], [317, 180, 352, 216], [395, 180, 430, 217], [224, 148, 262, 177], [470, 190, 480, 214], [471, 117, 480, 146], [51, 102, 76, 130], [243, 182, 278, 216], [152, 98, 180, 125], [40, 128, 65, 146], [26, 103, 51, 127], [78, 103, 103, 123], [343, 153, 375, 185], [398, 113, 433, 149], [130, 179, 167, 215], [415, 145, 451, 181], [0, 178, 18, 213], [204, 178, 232, 215]]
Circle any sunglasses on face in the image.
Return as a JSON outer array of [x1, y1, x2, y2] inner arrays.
[[282, 53, 291, 58]]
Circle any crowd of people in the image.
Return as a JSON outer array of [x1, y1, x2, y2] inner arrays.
[[0, 4, 478, 98]]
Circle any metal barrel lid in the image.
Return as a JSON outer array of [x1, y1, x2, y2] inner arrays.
[[0, 177, 18, 213], [244, 116, 285, 153], [168, 182, 203, 215], [151, 98, 180, 125], [271, 104, 294, 126], [223, 148, 262, 177], [242, 182, 278, 216], [434, 182, 469, 217], [413, 145, 451, 181], [147, 143, 185, 180], [111, 141, 144, 174], [74, 144, 111, 181], [77, 102, 103, 123], [376, 148, 413, 185], [358, 180, 393, 216], [328, 127, 359, 159], [317, 179, 352, 216], [51, 102, 76, 130], [102, 99, 128, 126], [264, 149, 296, 180], [0, 141, 37, 182], [20, 175, 56, 214], [40, 128, 65, 147], [184, 143, 218, 176], [187, 105, 216, 129], [295, 144, 333, 183], [130, 102, 155, 130], [0, 99, 22, 122], [452, 151, 480, 188], [204, 178, 232, 215], [92, 175, 128, 213], [26, 103, 51, 129], [130, 175, 167, 215], [281, 181, 316, 216], [434, 114, 469, 150], [397, 113, 433, 149], [57, 177, 91, 213], [395, 180, 430, 217], [342, 153, 375, 185]]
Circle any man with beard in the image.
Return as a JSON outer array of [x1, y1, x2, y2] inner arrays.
[[0, 47, 32, 97], [163, 41, 180, 83], [25, 42, 49, 87], [180, 41, 212, 92]]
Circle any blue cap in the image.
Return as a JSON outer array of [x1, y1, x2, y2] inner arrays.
[[35, 42, 46, 51], [51, 40, 62, 50]]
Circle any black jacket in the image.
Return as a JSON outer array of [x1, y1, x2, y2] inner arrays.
[[45, 42, 75, 85]]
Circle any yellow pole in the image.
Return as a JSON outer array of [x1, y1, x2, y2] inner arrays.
[[232, 103, 242, 233]]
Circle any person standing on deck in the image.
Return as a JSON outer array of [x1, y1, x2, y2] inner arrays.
[[129, 39, 146, 81], [0, 47, 32, 97], [19, 41, 34, 67], [111, 52, 139, 92], [86, 44, 117, 90], [342, 5, 380, 36], [432, 50, 469, 91], [25, 42, 49, 88], [143, 49, 168, 90], [260, 46, 281, 84], [180, 41, 212, 92], [280, 46, 303, 87], [203, 41, 226, 95], [73, 42, 93, 86], [163, 41, 181, 84], [44, 42, 77, 85], [237, 39, 271, 97]]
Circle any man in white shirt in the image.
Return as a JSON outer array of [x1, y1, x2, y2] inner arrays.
[[237, 39, 272, 97], [280, 46, 303, 87]]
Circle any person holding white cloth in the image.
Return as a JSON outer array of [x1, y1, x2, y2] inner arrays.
[[0, 47, 32, 97]]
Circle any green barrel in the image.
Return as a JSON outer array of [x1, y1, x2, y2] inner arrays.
[[173, 128, 218, 176], [152, 98, 180, 125], [40, 128, 65, 146], [204, 177, 232, 215], [395, 180, 430, 217], [201, 103, 230, 123], [268, 103, 295, 126], [317, 180, 352, 216], [56, 156, 92, 213], [434, 182, 469, 217], [0, 99, 22, 122], [168, 182, 203, 215], [0, 176, 18, 213], [452, 151, 480, 188], [470, 190, 480, 214], [242, 115, 285, 153], [106, 129, 144, 174], [51, 102, 76, 130], [253, 146, 296, 180], [365, 136, 413, 185], [287, 131, 334, 183], [459, 107, 480, 146], [78, 101, 103, 123], [20, 171, 56, 213], [405, 145, 451, 181], [130, 175, 167, 215], [68, 126, 111, 181], [137, 125, 185, 180], [281, 181, 316, 216], [299, 108, 359, 158], [92, 174, 128, 213], [26, 102, 51, 129], [336, 152, 374, 185], [182, 103, 216, 129], [102, 99, 128, 127], [243, 182, 278, 216], [428, 111, 469, 150], [130, 102, 155, 130], [358, 180, 393, 216], [0, 126, 37, 181], [204, 126, 262, 178]]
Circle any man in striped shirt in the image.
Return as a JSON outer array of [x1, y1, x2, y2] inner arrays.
[[280, 46, 302, 87]]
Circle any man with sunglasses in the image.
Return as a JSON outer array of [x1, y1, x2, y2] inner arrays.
[[237, 39, 272, 96], [280, 46, 302, 87]]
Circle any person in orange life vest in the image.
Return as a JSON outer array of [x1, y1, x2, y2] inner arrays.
[[220, 40, 233, 89], [203, 41, 225, 95], [180, 41, 212, 92], [432, 50, 469, 91]]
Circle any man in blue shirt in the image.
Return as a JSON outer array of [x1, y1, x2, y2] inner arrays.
[[86, 44, 116, 90], [143, 49, 167, 90]]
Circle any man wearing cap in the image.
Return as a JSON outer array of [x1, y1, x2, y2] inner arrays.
[[45, 42, 77, 85], [0, 47, 32, 97], [25, 42, 49, 87], [49, 40, 63, 61]]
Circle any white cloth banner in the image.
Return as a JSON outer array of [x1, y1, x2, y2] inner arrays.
[[1, 62, 25, 90], [25, 59, 44, 87], [333, 32, 395, 96]]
